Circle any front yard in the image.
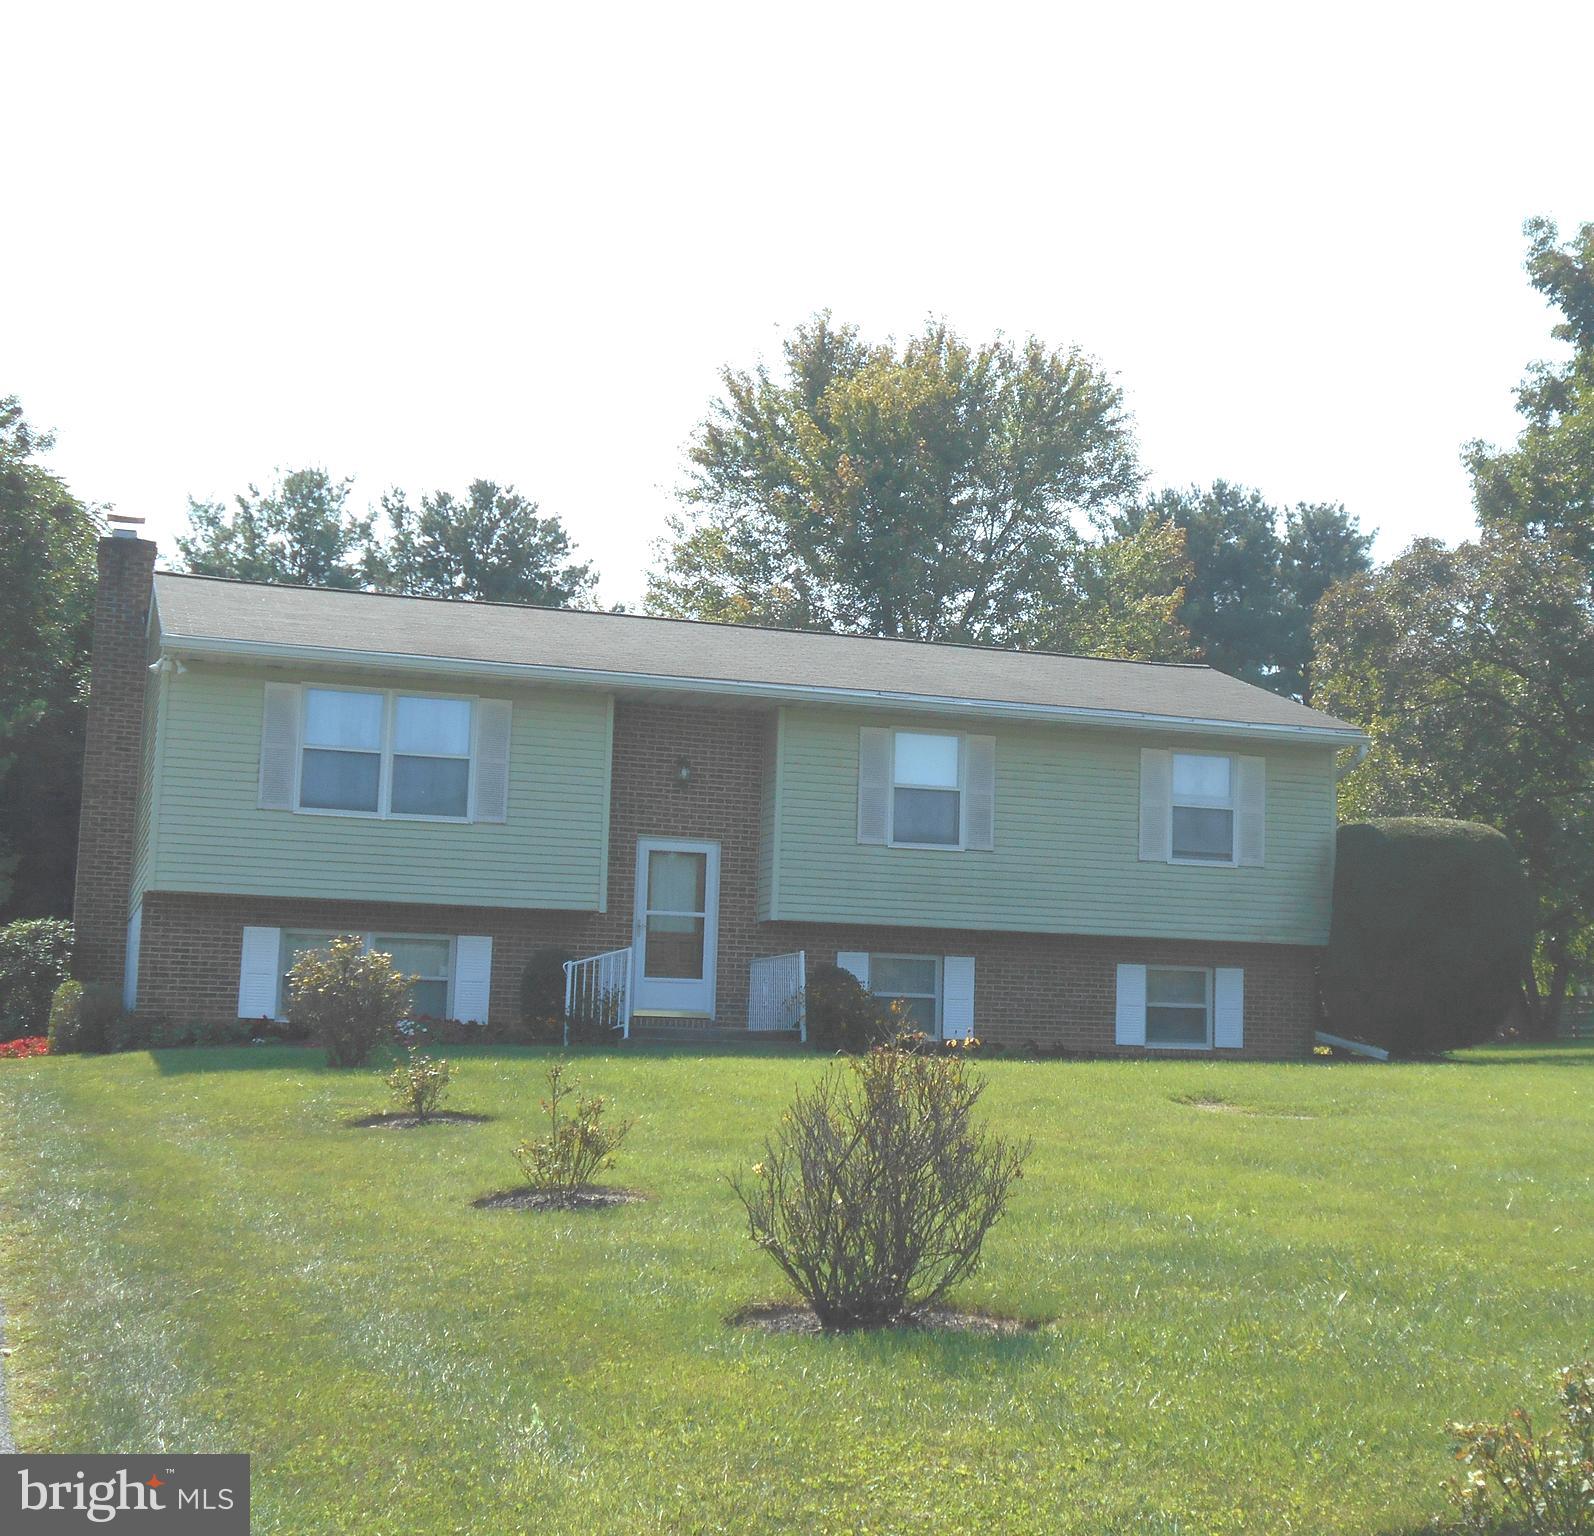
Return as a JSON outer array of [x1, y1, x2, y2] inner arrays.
[[0, 1042, 1589, 1534]]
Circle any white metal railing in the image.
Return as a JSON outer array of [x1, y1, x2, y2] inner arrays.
[[749, 951, 806, 1039], [563, 946, 634, 1042]]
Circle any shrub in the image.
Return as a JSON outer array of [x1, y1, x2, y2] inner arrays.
[[1447, 1363, 1594, 1535], [1322, 819, 1535, 1056], [512, 1061, 632, 1196], [288, 935, 414, 1068], [730, 1041, 1030, 1330], [520, 947, 572, 1044], [45, 980, 122, 1054], [803, 961, 893, 1053], [386, 1048, 454, 1122], [0, 919, 73, 1041]]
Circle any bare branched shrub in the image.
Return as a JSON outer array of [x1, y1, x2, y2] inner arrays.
[[385, 1049, 454, 1122], [730, 1043, 1030, 1330], [512, 1061, 633, 1198], [1448, 1363, 1594, 1535]]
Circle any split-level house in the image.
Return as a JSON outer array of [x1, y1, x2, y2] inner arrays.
[[74, 532, 1366, 1055]]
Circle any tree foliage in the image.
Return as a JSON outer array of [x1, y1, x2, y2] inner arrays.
[[374, 480, 597, 605], [1467, 217, 1594, 567], [1111, 481, 1372, 698], [178, 468, 373, 588], [647, 313, 1145, 647], [0, 398, 100, 918], [1314, 529, 1594, 1029]]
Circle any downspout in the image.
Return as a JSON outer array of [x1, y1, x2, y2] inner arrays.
[[1336, 741, 1370, 780]]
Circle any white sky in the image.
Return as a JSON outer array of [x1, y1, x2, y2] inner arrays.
[[5, 1, 1589, 609]]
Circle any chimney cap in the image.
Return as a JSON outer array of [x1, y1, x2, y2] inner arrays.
[[107, 513, 147, 541]]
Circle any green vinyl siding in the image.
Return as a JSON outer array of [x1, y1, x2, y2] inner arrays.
[[147, 664, 612, 910], [129, 662, 166, 913], [771, 707, 1339, 945]]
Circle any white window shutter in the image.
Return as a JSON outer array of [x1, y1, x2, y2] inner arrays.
[[258, 683, 301, 810], [239, 926, 283, 1020], [942, 956, 976, 1039], [836, 951, 870, 988], [452, 935, 493, 1024], [1214, 967, 1244, 1048], [473, 700, 512, 823], [1139, 748, 1171, 862], [857, 727, 891, 844], [963, 735, 996, 851], [1115, 963, 1147, 1046], [1235, 755, 1266, 866]]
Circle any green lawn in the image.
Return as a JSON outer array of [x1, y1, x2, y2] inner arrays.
[[0, 1043, 1589, 1535]]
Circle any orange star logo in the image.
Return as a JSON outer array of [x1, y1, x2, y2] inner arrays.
[[147, 1476, 165, 1487]]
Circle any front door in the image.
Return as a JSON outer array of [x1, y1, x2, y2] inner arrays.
[[632, 838, 720, 1017]]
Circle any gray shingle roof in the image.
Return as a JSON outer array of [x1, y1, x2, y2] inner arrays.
[[152, 572, 1362, 738]]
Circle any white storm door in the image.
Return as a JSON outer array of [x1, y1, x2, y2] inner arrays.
[[632, 838, 720, 1017]]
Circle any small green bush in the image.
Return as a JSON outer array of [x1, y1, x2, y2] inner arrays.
[[385, 1049, 454, 1122], [730, 1041, 1030, 1330], [0, 919, 73, 1040], [1322, 818, 1534, 1056], [288, 935, 413, 1068], [1447, 1362, 1594, 1534], [512, 1061, 632, 1196], [46, 979, 121, 1055], [803, 961, 893, 1053], [519, 947, 572, 1044]]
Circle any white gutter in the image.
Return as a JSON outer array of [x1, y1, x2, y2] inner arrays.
[[158, 632, 1369, 747]]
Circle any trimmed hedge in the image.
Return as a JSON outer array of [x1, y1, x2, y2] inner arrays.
[[0, 919, 73, 1041], [46, 979, 122, 1055], [804, 962, 893, 1053], [1321, 818, 1533, 1056]]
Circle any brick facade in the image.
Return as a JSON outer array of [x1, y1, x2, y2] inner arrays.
[[73, 533, 158, 996], [81, 548, 1321, 1057]]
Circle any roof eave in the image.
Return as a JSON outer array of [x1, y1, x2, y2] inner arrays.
[[158, 633, 1369, 745]]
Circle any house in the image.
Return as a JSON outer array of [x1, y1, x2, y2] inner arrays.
[[74, 532, 1367, 1056]]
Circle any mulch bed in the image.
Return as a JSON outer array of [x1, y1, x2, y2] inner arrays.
[[346, 1111, 492, 1130], [471, 1185, 649, 1212], [727, 1301, 1048, 1336]]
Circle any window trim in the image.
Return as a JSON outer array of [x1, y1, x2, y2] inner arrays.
[[887, 729, 966, 851], [867, 951, 943, 1037], [294, 686, 479, 823], [277, 929, 456, 1021], [1168, 749, 1238, 867], [1143, 964, 1213, 1050]]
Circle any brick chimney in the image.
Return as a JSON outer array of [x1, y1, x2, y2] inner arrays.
[[72, 529, 159, 993]]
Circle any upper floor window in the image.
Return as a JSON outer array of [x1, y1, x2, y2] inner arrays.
[[299, 688, 473, 820], [1171, 752, 1233, 863], [892, 731, 961, 846]]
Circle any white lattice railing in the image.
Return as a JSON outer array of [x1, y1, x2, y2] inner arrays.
[[749, 951, 806, 1039], [563, 947, 633, 1042]]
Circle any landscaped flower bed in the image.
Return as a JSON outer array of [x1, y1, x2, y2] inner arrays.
[[0, 1036, 48, 1059]]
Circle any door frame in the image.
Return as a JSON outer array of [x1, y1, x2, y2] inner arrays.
[[632, 837, 721, 1018]]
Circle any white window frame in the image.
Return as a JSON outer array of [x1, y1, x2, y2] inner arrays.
[[1168, 750, 1237, 867], [868, 952, 943, 1036], [295, 686, 478, 823], [888, 730, 965, 851], [1143, 965, 1213, 1050], [277, 930, 455, 1021]]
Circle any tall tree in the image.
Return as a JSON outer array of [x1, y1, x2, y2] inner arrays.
[[177, 468, 373, 588], [0, 397, 100, 917], [1314, 529, 1594, 1033], [1111, 483, 1371, 698], [374, 480, 597, 605], [1466, 217, 1594, 568], [648, 313, 1143, 644]]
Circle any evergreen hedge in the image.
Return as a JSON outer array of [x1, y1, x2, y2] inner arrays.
[[1321, 818, 1533, 1056]]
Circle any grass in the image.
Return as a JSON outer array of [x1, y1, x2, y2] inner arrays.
[[0, 1041, 1590, 1535]]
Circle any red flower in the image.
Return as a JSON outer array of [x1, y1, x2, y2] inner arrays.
[[0, 1036, 49, 1059]]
